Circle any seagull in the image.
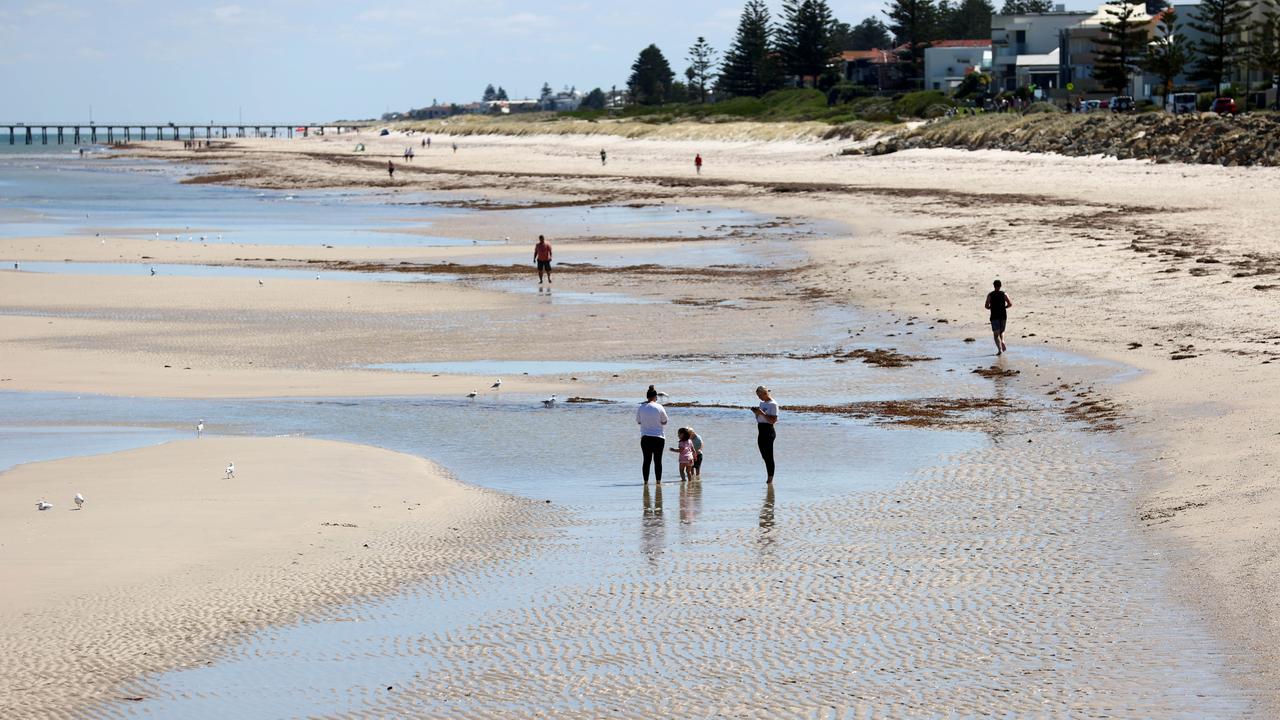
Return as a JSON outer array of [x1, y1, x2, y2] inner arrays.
[[36, 501, 52, 511], [466, 390, 478, 399], [542, 394, 557, 408], [258, 279, 264, 286], [155, 232, 160, 238], [196, 420, 204, 438], [656, 391, 670, 400], [224, 462, 235, 479], [150, 267, 156, 276], [490, 378, 502, 390], [74, 493, 84, 510], [217, 234, 223, 241]]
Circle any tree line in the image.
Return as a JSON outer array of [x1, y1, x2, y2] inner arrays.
[[627, 0, 1018, 104]]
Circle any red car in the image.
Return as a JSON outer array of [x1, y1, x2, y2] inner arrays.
[[1210, 97, 1238, 114]]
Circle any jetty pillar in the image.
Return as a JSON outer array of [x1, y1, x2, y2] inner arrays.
[[41, 127, 47, 144]]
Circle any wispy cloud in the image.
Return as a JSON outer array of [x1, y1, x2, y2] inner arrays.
[[212, 4, 244, 21]]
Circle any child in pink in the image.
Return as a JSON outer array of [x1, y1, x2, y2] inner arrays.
[[670, 427, 696, 482]]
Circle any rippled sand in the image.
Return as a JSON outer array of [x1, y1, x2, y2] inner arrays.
[[104, 413, 1249, 718]]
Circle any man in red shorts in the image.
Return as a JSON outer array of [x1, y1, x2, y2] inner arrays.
[[534, 235, 553, 284]]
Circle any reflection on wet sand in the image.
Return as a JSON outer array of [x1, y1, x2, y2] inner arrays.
[[679, 480, 702, 527], [641, 483, 665, 566], [758, 484, 777, 558]]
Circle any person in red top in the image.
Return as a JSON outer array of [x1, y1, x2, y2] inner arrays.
[[534, 235, 553, 285], [694, 153, 703, 174]]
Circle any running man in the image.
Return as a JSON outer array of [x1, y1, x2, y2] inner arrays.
[[985, 279, 1013, 355], [534, 234, 553, 284]]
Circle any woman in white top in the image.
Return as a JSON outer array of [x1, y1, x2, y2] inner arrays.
[[636, 385, 669, 484], [750, 385, 779, 484]]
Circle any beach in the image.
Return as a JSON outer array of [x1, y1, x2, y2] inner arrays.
[[2, 132, 1276, 715]]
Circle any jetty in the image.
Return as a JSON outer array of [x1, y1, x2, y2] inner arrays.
[[2, 123, 361, 145]]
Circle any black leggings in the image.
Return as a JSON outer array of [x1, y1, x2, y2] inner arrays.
[[641, 436, 665, 483], [757, 423, 776, 478]]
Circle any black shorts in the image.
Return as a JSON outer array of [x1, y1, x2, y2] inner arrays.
[[537, 260, 552, 272], [991, 318, 1006, 333]]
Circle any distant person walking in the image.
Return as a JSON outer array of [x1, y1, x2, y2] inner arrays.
[[452, 142, 458, 154], [985, 279, 1013, 355], [600, 149, 607, 166], [637, 385, 669, 484], [751, 385, 779, 484], [694, 153, 703, 174], [387, 160, 395, 179], [534, 234, 553, 284]]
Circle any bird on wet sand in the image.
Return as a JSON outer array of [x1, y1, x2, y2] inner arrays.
[[224, 462, 235, 479], [36, 501, 52, 511], [466, 390, 478, 399], [490, 379, 502, 390], [542, 395, 557, 408], [74, 493, 84, 510]]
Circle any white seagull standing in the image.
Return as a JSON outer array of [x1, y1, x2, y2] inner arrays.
[[224, 462, 236, 479], [74, 493, 85, 510], [36, 500, 52, 511], [196, 420, 204, 438], [466, 390, 478, 399], [542, 394, 557, 408], [490, 378, 502, 390], [656, 391, 670, 401]]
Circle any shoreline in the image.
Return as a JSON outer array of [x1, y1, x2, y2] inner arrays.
[[0, 436, 556, 717]]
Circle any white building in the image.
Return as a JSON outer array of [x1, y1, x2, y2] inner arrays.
[[991, 9, 1091, 91], [923, 40, 993, 91]]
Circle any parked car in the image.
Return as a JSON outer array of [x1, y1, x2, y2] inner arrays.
[[1165, 92, 1197, 114], [1209, 97, 1238, 115], [1082, 99, 1103, 112], [1110, 96, 1135, 112]]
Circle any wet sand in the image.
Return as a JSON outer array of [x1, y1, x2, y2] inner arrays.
[[1, 133, 1276, 714]]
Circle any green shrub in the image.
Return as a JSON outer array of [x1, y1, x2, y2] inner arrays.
[[893, 90, 957, 118]]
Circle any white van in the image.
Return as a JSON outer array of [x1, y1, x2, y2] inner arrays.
[[1166, 93, 1197, 114]]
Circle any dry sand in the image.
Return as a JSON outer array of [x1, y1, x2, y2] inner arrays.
[[0, 436, 549, 716]]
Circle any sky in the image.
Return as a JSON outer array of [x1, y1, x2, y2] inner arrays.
[[1, 0, 1086, 123]]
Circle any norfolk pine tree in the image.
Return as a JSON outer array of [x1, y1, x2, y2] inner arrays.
[[777, 0, 838, 87], [886, 0, 940, 85], [1092, 1, 1151, 95], [1246, 0, 1280, 108], [1141, 9, 1189, 101], [687, 37, 718, 102], [718, 0, 782, 97], [1188, 0, 1252, 88]]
